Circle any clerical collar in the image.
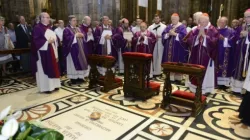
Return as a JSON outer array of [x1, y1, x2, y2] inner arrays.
[[155, 22, 161, 25], [41, 23, 48, 26], [204, 22, 211, 29], [103, 25, 109, 29], [70, 25, 76, 28], [172, 22, 181, 27], [82, 23, 88, 27]]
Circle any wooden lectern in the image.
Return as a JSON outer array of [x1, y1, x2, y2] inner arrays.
[[123, 52, 160, 100]]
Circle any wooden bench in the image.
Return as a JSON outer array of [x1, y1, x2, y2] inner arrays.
[[0, 48, 30, 85], [161, 62, 206, 116], [123, 52, 160, 100]]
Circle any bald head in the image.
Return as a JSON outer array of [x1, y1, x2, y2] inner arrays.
[[40, 12, 50, 25], [83, 16, 91, 26], [218, 17, 228, 28], [140, 22, 147, 32]]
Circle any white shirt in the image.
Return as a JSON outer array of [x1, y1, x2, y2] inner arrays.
[[54, 27, 65, 41]]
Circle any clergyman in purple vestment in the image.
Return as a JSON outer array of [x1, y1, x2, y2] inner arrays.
[[217, 17, 236, 87], [116, 18, 132, 74], [94, 16, 123, 75], [63, 15, 89, 84], [162, 13, 188, 81], [186, 13, 219, 95], [231, 10, 250, 94], [79, 16, 95, 58], [132, 22, 156, 78], [238, 8, 250, 127], [32, 12, 61, 93]]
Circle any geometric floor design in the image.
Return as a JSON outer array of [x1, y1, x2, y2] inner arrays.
[[1, 73, 250, 140]]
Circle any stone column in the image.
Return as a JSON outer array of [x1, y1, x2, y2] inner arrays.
[[67, 0, 120, 26], [162, 0, 191, 24]]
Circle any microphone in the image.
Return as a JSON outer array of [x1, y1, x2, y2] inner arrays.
[[153, 25, 161, 30]]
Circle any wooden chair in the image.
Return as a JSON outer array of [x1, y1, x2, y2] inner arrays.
[[88, 54, 123, 92], [161, 62, 206, 116], [123, 52, 160, 100]]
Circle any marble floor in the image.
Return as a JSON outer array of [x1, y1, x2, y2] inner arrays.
[[0, 73, 250, 140]]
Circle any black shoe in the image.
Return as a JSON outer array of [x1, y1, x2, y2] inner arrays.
[[55, 88, 60, 91], [44, 91, 52, 94], [77, 78, 85, 83], [71, 79, 77, 84]]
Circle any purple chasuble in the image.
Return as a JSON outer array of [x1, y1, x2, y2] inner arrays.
[[187, 24, 219, 85], [79, 24, 94, 57], [162, 24, 188, 63], [94, 25, 122, 60], [232, 29, 250, 81], [217, 27, 236, 78], [131, 30, 156, 54], [63, 25, 88, 71], [31, 23, 60, 78]]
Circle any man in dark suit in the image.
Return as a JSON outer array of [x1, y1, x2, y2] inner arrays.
[[15, 16, 32, 72]]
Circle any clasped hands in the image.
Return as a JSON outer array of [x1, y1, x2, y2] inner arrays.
[[76, 33, 84, 38], [240, 31, 248, 38], [104, 35, 111, 40], [198, 28, 206, 38], [169, 30, 177, 36]]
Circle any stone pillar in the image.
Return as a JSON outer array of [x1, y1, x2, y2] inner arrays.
[[1, 0, 34, 23], [162, 0, 191, 24], [67, 0, 120, 26]]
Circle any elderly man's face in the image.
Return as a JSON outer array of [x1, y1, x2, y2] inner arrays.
[[171, 16, 179, 25], [244, 12, 250, 24], [218, 19, 227, 28], [70, 18, 77, 27], [41, 13, 50, 25], [85, 17, 91, 26], [140, 23, 147, 31], [103, 18, 109, 26], [199, 17, 209, 28]]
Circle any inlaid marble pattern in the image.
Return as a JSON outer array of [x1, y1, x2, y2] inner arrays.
[[1, 75, 250, 140]]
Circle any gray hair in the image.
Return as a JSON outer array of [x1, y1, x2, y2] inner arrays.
[[68, 15, 76, 22]]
